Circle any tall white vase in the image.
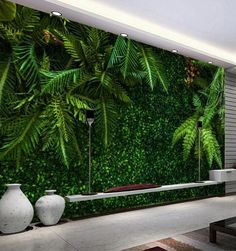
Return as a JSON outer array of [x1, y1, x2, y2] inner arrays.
[[0, 184, 34, 234], [35, 190, 65, 226]]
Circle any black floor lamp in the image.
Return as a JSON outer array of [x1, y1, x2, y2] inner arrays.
[[84, 110, 97, 195], [196, 120, 204, 183]]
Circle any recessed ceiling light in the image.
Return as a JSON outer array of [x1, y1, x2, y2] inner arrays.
[[208, 61, 213, 64], [171, 49, 178, 53], [51, 11, 62, 16], [120, 33, 128, 38]]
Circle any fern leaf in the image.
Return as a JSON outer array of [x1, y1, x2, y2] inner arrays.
[[172, 115, 198, 145], [41, 68, 80, 94], [201, 128, 221, 167], [183, 129, 197, 160]]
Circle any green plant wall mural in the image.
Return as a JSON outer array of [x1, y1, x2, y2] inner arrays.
[[0, 2, 224, 218]]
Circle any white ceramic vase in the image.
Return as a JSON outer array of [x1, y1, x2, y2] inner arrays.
[[35, 190, 65, 226], [0, 184, 34, 234]]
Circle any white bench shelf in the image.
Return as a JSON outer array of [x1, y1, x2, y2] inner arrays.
[[209, 169, 236, 182], [65, 181, 221, 202]]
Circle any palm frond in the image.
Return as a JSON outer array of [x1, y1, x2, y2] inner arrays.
[[40, 15, 68, 33], [0, 57, 16, 115], [138, 45, 157, 90], [41, 96, 80, 167], [192, 94, 202, 109], [111, 82, 131, 103], [66, 21, 87, 40], [54, 30, 88, 66], [0, 110, 42, 160], [0, 58, 11, 107], [107, 36, 127, 68], [139, 45, 168, 90], [41, 68, 80, 93], [66, 94, 91, 117], [207, 67, 224, 108], [95, 98, 118, 147], [120, 39, 139, 79], [13, 42, 39, 86], [13, 6, 40, 33], [86, 27, 109, 50]]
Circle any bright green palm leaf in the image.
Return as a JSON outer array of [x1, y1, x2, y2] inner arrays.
[[95, 98, 118, 147], [139, 45, 169, 91], [54, 31, 88, 66], [120, 39, 139, 79], [172, 115, 198, 146], [41, 68, 80, 94], [201, 128, 222, 167], [183, 127, 197, 160], [107, 36, 127, 68], [41, 97, 80, 167]]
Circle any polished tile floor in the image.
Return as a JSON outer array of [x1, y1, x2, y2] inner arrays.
[[0, 195, 236, 251]]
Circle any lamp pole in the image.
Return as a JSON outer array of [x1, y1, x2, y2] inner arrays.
[[196, 121, 204, 183], [198, 126, 201, 182], [88, 122, 92, 193], [86, 110, 96, 195]]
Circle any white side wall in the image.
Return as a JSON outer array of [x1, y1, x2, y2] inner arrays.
[[225, 71, 236, 193]]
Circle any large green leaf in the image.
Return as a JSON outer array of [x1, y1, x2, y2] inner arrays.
[[13, 43, 39, 86], [139, 45, 168, 91], [41, 68, 80, 94], [0, 58, 11, 106], [120, 39, 139, 79], [0, 110, 42, 160], [95, 98, 118, 147]]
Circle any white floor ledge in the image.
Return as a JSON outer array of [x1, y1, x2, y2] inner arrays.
[[65, 180, 221, 202]]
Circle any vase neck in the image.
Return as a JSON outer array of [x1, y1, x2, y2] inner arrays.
[[6, 184, 21, 190], [45, 190, 56, 195]]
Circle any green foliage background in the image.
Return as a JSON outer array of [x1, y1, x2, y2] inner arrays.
[[0, 51, 224, 219]]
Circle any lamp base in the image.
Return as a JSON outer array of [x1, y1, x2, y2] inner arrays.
[[195, 181, 205, 183], [81, 192, 97, 196]]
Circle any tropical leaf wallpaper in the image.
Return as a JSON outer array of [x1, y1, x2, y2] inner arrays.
[[0, 1, 224, 218]]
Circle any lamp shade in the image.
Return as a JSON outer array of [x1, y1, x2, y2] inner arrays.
[[86, 110, 94, 119], [86, 110, 94, 125], [196, 121, 202, 128]]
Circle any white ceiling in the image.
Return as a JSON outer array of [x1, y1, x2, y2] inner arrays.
[[10, 0, 236, 70]]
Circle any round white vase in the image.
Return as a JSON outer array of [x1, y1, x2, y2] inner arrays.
[[35, 190, 65, 226], [0, 184, 34, 234]]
